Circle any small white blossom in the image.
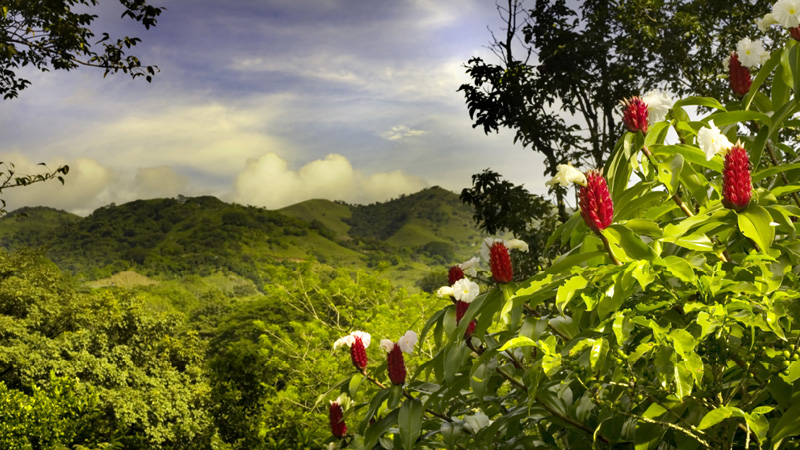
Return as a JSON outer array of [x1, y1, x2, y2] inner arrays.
[[436, 285, 454, 298], [770, 221, 781, 227], [757, 13, 778, 32], [723, 54, 732, 72], [545, 163, 587, 188], [453, 277, 480, 304], [698, 122, 734, 161], [505, 239, 529, 253], [327, 443, 339, 450], [736, 38, 770, 69], [480, 237, 504, 263], [642, 90, 673, 124], [397, 330, 417, 353], [380, 339, 395, 352], [772, 0, 800, 28], [333, 331, 371, 350], [464, 411, 492, 432], [459, 256, 480, 277]]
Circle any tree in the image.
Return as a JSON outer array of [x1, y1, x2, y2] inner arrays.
[[0, 0, 164, 99], [460, 0, 774, 218]]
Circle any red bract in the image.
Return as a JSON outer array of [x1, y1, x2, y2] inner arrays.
[[579, 170, 614, 232], [489, 242, 513, 283], [729, 52, 751, 97], [350, 336, 368, 370], [386, 344, 407, 385], [455, 300, 469, 324], [465, 320, 477, 338], [448, 265, 464, 285], [791, 27, 800, 41], [722, 144, 752, 212], [621, 96, 648, 133], [329, 401, 347, 438]]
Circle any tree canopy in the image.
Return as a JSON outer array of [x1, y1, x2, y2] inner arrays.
[[0, 0, 163, 99]]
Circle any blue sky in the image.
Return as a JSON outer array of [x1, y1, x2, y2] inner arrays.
[[1, 0, 549, 215]]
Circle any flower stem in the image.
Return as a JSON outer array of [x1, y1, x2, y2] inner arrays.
[[597, 231, 623, 266]]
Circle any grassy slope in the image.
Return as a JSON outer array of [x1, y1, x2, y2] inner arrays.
[[279, 199, 352, 237]]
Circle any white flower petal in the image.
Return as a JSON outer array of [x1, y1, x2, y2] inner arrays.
[[380, 339, 395, 352], [773, 0, 800, 28], [736, 38, 770, 69], [505, 239, 529, 253], [452, 277, 480, 304], [436, 285, 454, 298], [642, 90, 673, 124], [545, 163, 587, 188], [758, 13, 778, 32], [397, 330, 417, 353], [459, 256, 480, 277], [697, 123, 733, 161], [480, 237, 503, 263], [464, 411, 491, 432]]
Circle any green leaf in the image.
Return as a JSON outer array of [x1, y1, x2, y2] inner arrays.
[[752, 162, 800, 183], [709, 110, 771, 127], [364, 409, 399, 449], [556, 275, 588, 314], [657, 153, 684, 195], [590, 338, 609, 373], [348, 373, 364, 398], [669, 329, 696, 359], [604, 225, 657, 261], [498, 336, 537, 352], [737, 205, 775, 251], [662, 256, 696, 282], [397, 399, 425, 450], [650, 144, 723, 172], [674, 96, 726, 111], [674, 362, 693, 398], [698, 406, 741, 429], [745, 48, 781, 110], [783, 360, 800, 383], [771, 401, 800, 443]]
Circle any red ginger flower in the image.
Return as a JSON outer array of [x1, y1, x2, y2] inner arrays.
[[722, 144, 752, 212], [791, 27, 800, 41], [489, 242, 513, 283], [579, 170, 614, 231], [729, 52, 752, 96], [386, 344, 406, 385], [455, 300, 469, 324], [621, 96, 649, 133], [448, 265, 464, 286], [350, 336, 367, 370], [329, 401, 347, 438], [465, 320, 476, 338]]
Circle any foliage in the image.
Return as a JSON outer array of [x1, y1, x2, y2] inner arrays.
[[0, 249, 213, 449], [323, 25, 800, 450], [459, 0, 774, 216], [461, 169, 562, 278], [0, 0, 163, 99]]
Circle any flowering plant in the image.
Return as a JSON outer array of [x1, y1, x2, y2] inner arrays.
[[320, 9, 800, 449]]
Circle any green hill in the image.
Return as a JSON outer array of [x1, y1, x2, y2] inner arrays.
[[0, 187, 485, 291]]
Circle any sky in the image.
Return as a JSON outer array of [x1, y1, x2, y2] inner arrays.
[[1, 0, 551, 215]]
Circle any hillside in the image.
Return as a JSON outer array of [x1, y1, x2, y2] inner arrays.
[[0, 187, 483, 290]]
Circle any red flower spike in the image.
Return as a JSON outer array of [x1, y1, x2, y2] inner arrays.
[[448, 265, 465, 286], [722, 144, 752, 212], [489, 242, 513, 283], [465, 320, 477, 338], [729, 52, 752, 97], [329, 401, 347, 438], [455, 300, 469, 324], [350, 336, 368, 370], [791, 27, 800, 41], [386, 344, 407, 385], [621, 96, 649, 133], [579, 170, 614, 232]]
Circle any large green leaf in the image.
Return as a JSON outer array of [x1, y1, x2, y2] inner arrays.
[[771, 401, 800, 444], [398, 398, 423, 450], [737, 205, 775, 251]]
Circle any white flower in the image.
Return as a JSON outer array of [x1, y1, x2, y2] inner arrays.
[[333, 331, 371, 350], [464, 411, 491, 432], [453, 277, 480, 303], [642, 90, 673, 124], [757, 13, 778, 32], [770, 221, 781, 227], [505, 239, 529, 253], [736, 38, 770, 69], [723, 54, 731, 72], [380, 339, 395, 352], [697, 122, 733, 161], [545, 163, 587, 188], [772, 0, 800, 28], [436, 285, 454, 298], [459, 256, 480, 277], [480, 237, 504, 262], [397, 330, 417, 353], [327, 443, 339, 450]]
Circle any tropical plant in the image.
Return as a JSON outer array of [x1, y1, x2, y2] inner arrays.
[[322, 10, 800, 449]]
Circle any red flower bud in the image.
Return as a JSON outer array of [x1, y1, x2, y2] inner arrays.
[[489, 242, 513, 283], [448, 265, 465, 286], [722, 144, 752, 212], [621, 96, 649, 133], [329, 401, 347, 438], [455, 300, 469, 324], [350, 336, 368, 370], [729, 52, 752, 97], [465, 320, 477, 338], [579, 170, 613, 232], [791, 27, 800, 41], [386, 344, 407, 385]]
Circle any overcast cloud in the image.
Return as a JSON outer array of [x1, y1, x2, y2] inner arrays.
[[1, 0, 549, 214]]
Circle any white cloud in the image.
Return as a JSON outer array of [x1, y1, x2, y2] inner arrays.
[[381, 125, 427, 141], [135, 166, 190, 199], [232, 152, 427, 209]]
